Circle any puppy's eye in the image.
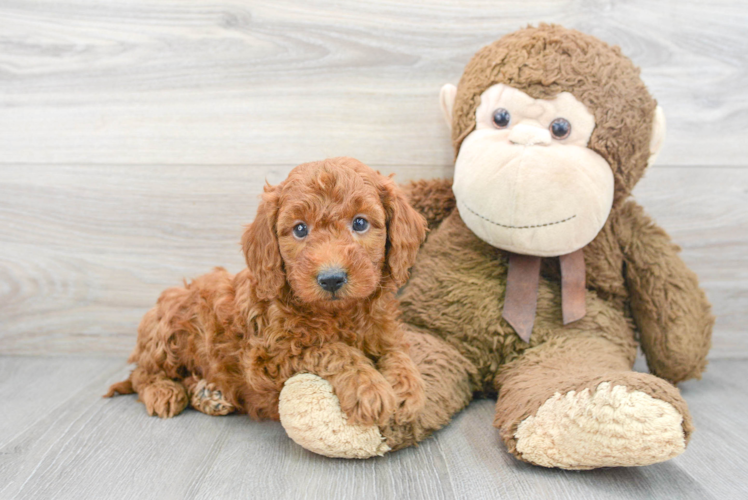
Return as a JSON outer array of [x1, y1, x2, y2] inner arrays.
[[550, 118, 571, 139], [352, 217, 369, 233], [292, 222, 308, 239], [492, 108, 511, 129]]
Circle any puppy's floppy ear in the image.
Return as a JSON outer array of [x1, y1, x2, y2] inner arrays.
[[242, 184, 284, 301], [379, 175, 427, 288]]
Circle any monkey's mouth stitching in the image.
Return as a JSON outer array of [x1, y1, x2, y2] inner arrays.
[[459, 201, 576, 229]]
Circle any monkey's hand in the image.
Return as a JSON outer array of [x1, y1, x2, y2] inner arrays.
[[617, 201, 714, 384]]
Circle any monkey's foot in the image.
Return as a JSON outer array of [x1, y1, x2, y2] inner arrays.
[[514, 382, 686, 469], [189, 379, 235, 416], [279, 373, 390, 459]]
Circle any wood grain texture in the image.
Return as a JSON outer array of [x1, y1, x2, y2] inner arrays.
[[0, 356, 746, 499], [0, 356, 120, 449], [0, 0, 746, 167], [1, 164, 745, 356], [0, 1, 746, 355]]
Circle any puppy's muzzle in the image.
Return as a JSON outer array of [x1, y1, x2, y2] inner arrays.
[[317, 268, 348, 293]]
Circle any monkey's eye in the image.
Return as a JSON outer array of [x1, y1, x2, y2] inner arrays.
[[550, 118, 571, 139], [352, 217, 369, 233], [292, 222, 308, 239], [492, 108, 511, 129]]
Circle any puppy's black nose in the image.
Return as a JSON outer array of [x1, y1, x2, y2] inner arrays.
[[317, 269, 347, 293]]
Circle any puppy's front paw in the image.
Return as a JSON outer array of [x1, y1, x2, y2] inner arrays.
[[338, 371, 397, 427], [390, 371, 426, 424], [139, 379, 188, 418]]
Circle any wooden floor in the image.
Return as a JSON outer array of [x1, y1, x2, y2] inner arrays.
[[2, 0, 748, 498], [0, 356, 746, 500]]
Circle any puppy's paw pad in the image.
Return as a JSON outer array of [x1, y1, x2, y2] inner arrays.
[[190, 379, 235, 416]]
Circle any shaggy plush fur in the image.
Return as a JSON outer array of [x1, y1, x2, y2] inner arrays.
[[450, 24, 656, 206], [283, 25, 712, 467], [105, 157, 428, 427]]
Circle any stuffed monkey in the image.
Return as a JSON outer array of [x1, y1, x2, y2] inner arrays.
[[207, 25, 715, 469]]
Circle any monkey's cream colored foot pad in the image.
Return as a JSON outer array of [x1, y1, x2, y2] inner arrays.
[[279, 373, 390, 459], [515, 382, 686, 469]]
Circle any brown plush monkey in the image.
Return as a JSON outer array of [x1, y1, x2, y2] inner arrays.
[[212, 25, 714, 469]]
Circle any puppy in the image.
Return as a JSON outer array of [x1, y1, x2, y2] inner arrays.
[[105, 157, 427, 427]]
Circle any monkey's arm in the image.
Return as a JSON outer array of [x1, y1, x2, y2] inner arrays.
[[616, 200, 714, 384], [402, 178, 456, 230]]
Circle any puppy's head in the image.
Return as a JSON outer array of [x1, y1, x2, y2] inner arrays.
[[242, 157, 427, 307]]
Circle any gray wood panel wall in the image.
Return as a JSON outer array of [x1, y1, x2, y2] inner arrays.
[[1, 0, 746, 356]]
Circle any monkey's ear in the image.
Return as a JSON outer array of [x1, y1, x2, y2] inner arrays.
[[648, 105, 666, 166], [440, 84, 457, 130], [241, 185, 285, 301]]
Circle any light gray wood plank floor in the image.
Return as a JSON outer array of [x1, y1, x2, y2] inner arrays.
[[1, 356, 746, 500]]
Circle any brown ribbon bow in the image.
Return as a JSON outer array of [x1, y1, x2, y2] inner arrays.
[[502, 248, 586, 342]]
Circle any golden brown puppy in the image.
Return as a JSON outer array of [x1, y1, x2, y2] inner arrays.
[[105, 157, 427, 427]]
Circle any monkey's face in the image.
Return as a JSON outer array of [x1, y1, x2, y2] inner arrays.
[[450, 84, 614, 257]]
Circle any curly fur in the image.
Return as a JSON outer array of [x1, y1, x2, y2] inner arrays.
[[105, 157, 427, 427]]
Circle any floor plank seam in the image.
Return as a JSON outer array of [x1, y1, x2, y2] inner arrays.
[[182, 419, 233, 500]]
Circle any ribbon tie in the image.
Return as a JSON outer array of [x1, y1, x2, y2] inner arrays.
[[502, 248, 586, 342]]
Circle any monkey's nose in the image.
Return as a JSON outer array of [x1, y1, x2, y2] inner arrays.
[[508, 123, 552, 146], [317, 269, 348, 292]]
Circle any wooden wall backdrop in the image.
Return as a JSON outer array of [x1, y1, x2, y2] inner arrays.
[[1, 0, 746, 356]]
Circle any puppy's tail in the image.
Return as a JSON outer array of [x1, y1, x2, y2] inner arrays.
[[103, 375, 134, 398]]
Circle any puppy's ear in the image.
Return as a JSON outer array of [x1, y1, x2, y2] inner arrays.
[[242, 184, 284, 301], [379, 175, 427, 288]]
